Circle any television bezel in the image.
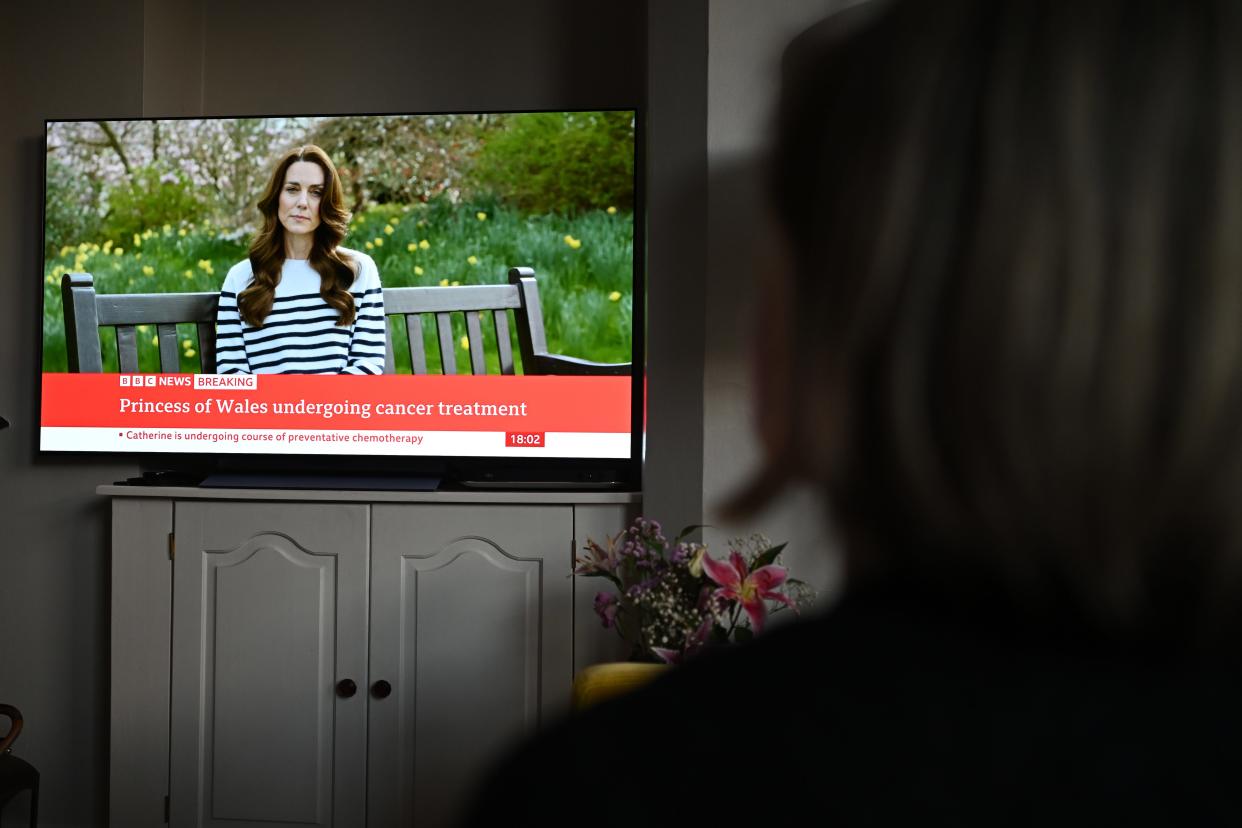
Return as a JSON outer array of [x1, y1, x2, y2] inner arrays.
[[36, 107, 645, 490]]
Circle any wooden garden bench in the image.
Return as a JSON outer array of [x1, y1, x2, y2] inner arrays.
[[60, 266, 629, 377]]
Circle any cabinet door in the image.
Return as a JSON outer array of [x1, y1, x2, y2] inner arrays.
[[368, 504, 573, 827], [170, 501, 369, 828]]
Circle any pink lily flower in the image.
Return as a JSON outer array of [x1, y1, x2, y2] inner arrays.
[[700, 550, 793, 633]]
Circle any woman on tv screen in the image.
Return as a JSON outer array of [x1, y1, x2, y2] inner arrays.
[[215, 144, 386, 375]]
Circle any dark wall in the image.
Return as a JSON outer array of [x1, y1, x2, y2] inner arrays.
[[0, 2, 669, 825]]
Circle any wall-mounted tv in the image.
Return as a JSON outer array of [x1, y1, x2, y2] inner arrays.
[[39, 110, 642, 487]]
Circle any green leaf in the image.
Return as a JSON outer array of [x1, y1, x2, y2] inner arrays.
[[674, 523, 711, 543], [749, 542, 788, 571], [575, 571, 622, 589]]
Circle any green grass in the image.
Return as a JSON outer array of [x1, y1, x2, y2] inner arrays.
[[41, 202, 634, 374]]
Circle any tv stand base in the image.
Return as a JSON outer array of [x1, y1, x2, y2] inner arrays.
[[198, 472, 441, 491]]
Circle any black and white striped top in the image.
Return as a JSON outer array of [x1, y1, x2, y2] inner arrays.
[[215, 248, 386, 374]]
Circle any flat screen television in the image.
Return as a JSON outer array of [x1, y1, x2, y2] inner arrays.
[[39, 110, 643, 489]]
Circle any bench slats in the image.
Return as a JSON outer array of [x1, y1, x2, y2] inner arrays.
[[196, 322, 216, 374], [435, 313, 456, 375], [406, 314, 428, 375], [465, 312, 485, 375], [157, 324, 180, 372], [493, 311, 514, 375], [96, 293, 219, 327], [116, 326, 139, 373], [383, 321, 395, 375], [384, 284, 521, 314]]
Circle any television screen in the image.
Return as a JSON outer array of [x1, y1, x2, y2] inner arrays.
[[39, 111, 641, 480]]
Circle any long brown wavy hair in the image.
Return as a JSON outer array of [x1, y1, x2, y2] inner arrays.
[[238, 145, 358, 327]]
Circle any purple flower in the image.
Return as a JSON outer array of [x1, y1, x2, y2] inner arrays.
[[593, 591, 619, 628]]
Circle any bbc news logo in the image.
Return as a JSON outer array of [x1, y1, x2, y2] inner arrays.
[[118, 375, 156, 387], [118, 374, 257, 390]]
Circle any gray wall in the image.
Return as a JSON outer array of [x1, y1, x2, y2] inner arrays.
[[0, 2, 659, 825]]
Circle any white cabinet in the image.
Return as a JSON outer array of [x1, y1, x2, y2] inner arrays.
[[105, 487, 637, 828], [170, 501, 370, 827], [367, 504, 573, 827]]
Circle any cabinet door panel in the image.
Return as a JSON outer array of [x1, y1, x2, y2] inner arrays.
[[368, 504, 572, 828], [170, 502, 368, 828]]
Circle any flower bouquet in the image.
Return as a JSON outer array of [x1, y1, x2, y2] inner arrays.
[[574, 517, 815, 664]]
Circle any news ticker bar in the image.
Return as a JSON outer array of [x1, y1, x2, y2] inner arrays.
[[41, 373, 632, 433], [40, 427, 631, 458]]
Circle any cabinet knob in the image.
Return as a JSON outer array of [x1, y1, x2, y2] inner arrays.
[[336, 679, 357, 698], [371, 680, 392, 699]]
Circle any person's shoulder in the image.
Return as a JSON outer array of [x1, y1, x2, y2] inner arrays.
[[336, 246, 379, 285], [221, 258, 253, 292]]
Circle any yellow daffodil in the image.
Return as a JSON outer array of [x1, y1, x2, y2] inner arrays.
[[374, 237, 384, 246], [45, 275, 54, 284], [135, 253, 142, 259], [383, 225, 394, 235], [407, 242, 417, 252], [185, 348, 196, 358], [419, 239, 430, 250], [365, 241, 374, 250], [388, 216, 399, 225], [607, 206, 617, 215], [132, 234, 141, 247], [476, 211, 487, 221], [609, 291, 622, 302], [163, 224, 172, 233], [143, 229, 154, 239], [439, 278, 450, 286], [414, 266, 424, 275], [184, 270, 193, 278], [467, 255, 478, 266], [181, 339, 192, 348], [142, 265, 154, 276], [114, 248, 124, 256], [103, 240, 113, 253], [90, 243, 100, 252], [563, 235, 582, 249], [451, 280, 461, 286], [460, 336, 469, 350], [60, 245, 71, 257], [178, 228, 187, 237]]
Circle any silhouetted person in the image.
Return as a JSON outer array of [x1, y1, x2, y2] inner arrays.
[[465, 1, 1242, 823]]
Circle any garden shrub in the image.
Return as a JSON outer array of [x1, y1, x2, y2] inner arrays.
[[467, 111, 634, 215], [43, 155, 105, 255], [100, 166, 208, 243]]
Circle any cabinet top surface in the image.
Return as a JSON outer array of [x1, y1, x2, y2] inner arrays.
[[97, 484, 642, 504]]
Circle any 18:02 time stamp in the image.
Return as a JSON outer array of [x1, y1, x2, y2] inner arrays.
[[505, 432, 545, 448]]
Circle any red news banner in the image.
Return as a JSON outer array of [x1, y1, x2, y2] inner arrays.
[[42, 373, 629, 440]]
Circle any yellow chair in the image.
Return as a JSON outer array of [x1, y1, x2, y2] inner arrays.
[[571, 663, 668, 710]]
